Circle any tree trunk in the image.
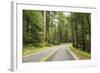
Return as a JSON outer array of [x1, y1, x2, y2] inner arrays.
[[75, 22, 78, 48], [27, 18, 29, 33], [81, 18, 86, 51], [71, 22, 75, 47], [44, 11, 47, 42]]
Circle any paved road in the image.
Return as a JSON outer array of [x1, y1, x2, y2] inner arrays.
[[23, 44, 75, 63]]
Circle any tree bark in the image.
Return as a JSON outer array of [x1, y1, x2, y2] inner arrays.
[[81, 18, 86, 51]]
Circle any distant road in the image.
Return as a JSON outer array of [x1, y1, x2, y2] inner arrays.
[[23, 44, 75, 63]]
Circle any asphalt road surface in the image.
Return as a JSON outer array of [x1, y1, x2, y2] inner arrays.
[[23, 44, 75, 63]]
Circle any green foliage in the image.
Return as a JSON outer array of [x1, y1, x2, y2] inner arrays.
[[23, 32, 32, 44], [23, 10, 91, 53], [68, 43, 91, 59], [23, 10, 44, 46], [68, 13, 91, 52]]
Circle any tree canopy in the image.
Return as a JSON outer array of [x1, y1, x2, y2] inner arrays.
[[23, 10, 91, 53]]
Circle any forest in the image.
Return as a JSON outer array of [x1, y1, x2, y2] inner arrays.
[[23, 10, 91, 57]]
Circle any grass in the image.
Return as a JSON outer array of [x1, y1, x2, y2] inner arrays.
[[23, 43, 64, 57], [23, 45, 52, 56], [68, 43, 91, 60]]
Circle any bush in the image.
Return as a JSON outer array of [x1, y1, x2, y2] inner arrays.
[[23, 33, 32, 45]]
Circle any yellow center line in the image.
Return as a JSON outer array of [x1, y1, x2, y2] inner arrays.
[[24, 49, 48, 58], [24, 45, 60, 58], [40, 49, 58, 62]]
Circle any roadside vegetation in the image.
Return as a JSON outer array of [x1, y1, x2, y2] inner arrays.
[[23, 10, 91, 59], [23, 44, 52, 56], [68, 43, 91, 59]]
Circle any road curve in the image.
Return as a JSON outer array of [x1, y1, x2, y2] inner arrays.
[[23, 44, 75, 63]]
